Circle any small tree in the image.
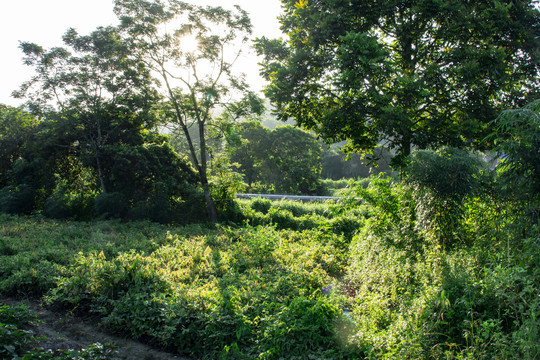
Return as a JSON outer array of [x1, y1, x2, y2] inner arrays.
[[403, 147, 485, 248]]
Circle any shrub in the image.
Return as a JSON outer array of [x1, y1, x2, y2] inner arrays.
[[0, 304, 39, 358], [256, 297, 344, 359], [404, 148, 486, 248], [94, 192, 128, 219], [0, 184, 35, 215], [44, 180, 95, 220], [250, 197, 272, 214]]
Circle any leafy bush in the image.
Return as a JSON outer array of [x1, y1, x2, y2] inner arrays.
[[0, 184, 35, 215], [44, 180, 95, 220], [0, 260, 62, 298], [250, 197, 272, 214], [1, 303, 116, 359], [256, 297, 344, 359], [94, 192, 128, 219], [489, 100, 540, 228], [403, 147, 486, 248], [0, 304, 39, 358]]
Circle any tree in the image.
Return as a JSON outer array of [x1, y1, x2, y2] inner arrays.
[[267, 126, 323, 194], [229, 122, 271, 189], [0, 105, 39, 187], [489, 99, 540, 221], [321, 144, 393, 180], [256, 0, 540, 166], [230, 124, 323, 194], [14, 26, 159, 193], [114, 0, 258, 222], [12, 26, 202, 220]]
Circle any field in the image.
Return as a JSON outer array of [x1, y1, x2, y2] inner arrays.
[[1, 178, 538, 359]]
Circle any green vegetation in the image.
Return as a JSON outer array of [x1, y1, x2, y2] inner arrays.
[[1, 0, 538, 358], [230, 123, 324, 195], [1, 125, 539, 357], [256, 0, 539, 166]]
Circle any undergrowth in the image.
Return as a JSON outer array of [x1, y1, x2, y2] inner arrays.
[[0, 158, 538, 359]]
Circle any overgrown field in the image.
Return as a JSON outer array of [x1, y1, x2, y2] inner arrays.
[[1, 169, 539, 359]]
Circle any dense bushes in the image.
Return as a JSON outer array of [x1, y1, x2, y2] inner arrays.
[[0, 104, 206, 223], [336, 147, 540, 359]]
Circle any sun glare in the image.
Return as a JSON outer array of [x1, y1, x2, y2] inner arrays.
[[181, 35, 199, 53]]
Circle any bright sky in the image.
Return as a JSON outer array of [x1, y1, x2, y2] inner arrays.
[[0, 0, 284, 107]]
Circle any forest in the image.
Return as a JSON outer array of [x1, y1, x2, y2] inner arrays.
[[0, 0, 539, 359]]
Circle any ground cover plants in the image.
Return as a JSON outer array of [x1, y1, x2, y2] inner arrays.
[[1, 161, 538, 359], [0, 214, 359, 359]]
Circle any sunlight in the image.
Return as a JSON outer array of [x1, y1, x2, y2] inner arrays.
[[181, 34, 199, 54]]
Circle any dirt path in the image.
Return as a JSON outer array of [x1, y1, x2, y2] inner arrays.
[[2, 298, 192, 360]]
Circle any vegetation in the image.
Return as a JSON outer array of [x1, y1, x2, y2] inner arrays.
[[256, 0, 540, 166], [1, 119, 539, 357], [230, 123, 324, 194], [114, 0, 264, 222], [0, 303, 117, 359], [1, 0, 539, 358]]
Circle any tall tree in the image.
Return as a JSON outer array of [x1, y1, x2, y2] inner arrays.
[[256, 0, 540, 166], [230, 124, 323, 194], [114, 0, 257, 222]]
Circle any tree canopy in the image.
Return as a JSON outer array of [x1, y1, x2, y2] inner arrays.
[[256, 0, 540, 166]]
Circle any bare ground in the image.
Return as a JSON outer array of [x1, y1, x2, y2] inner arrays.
[[1, 298, 192, 360]]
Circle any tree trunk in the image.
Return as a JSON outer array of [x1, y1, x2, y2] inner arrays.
[[96, 153, 107, 193], [198, 118, 218, 223]]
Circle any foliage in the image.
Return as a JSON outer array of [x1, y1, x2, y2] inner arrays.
[[0, 184, 36, 215], [403, 148, 487, 248], [489, 99, 540, 223], [267, 126, 324, 194], [14, 25, 159, 193], [115, 0, 262, 222], [0, 105, 40, 188], [9, 15, 203, 223], [1, 115, 538, 360], [0, 303, 117, 359], [230, 123, 324, 195], [44, 179, 96, 221], [0, 107, 202, 222], [0, 303, 39, 358], [256, 0, 540, 166], [321, 145, 393, 180], [0, 215, 356, 359], [94, 192, 129, 220], [209, 156, 246, 221]]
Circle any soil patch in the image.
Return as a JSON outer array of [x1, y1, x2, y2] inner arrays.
[[1, 298, 192, 360]]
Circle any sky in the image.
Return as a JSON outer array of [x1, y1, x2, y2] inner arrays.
[[0, 0, 284, 107]]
